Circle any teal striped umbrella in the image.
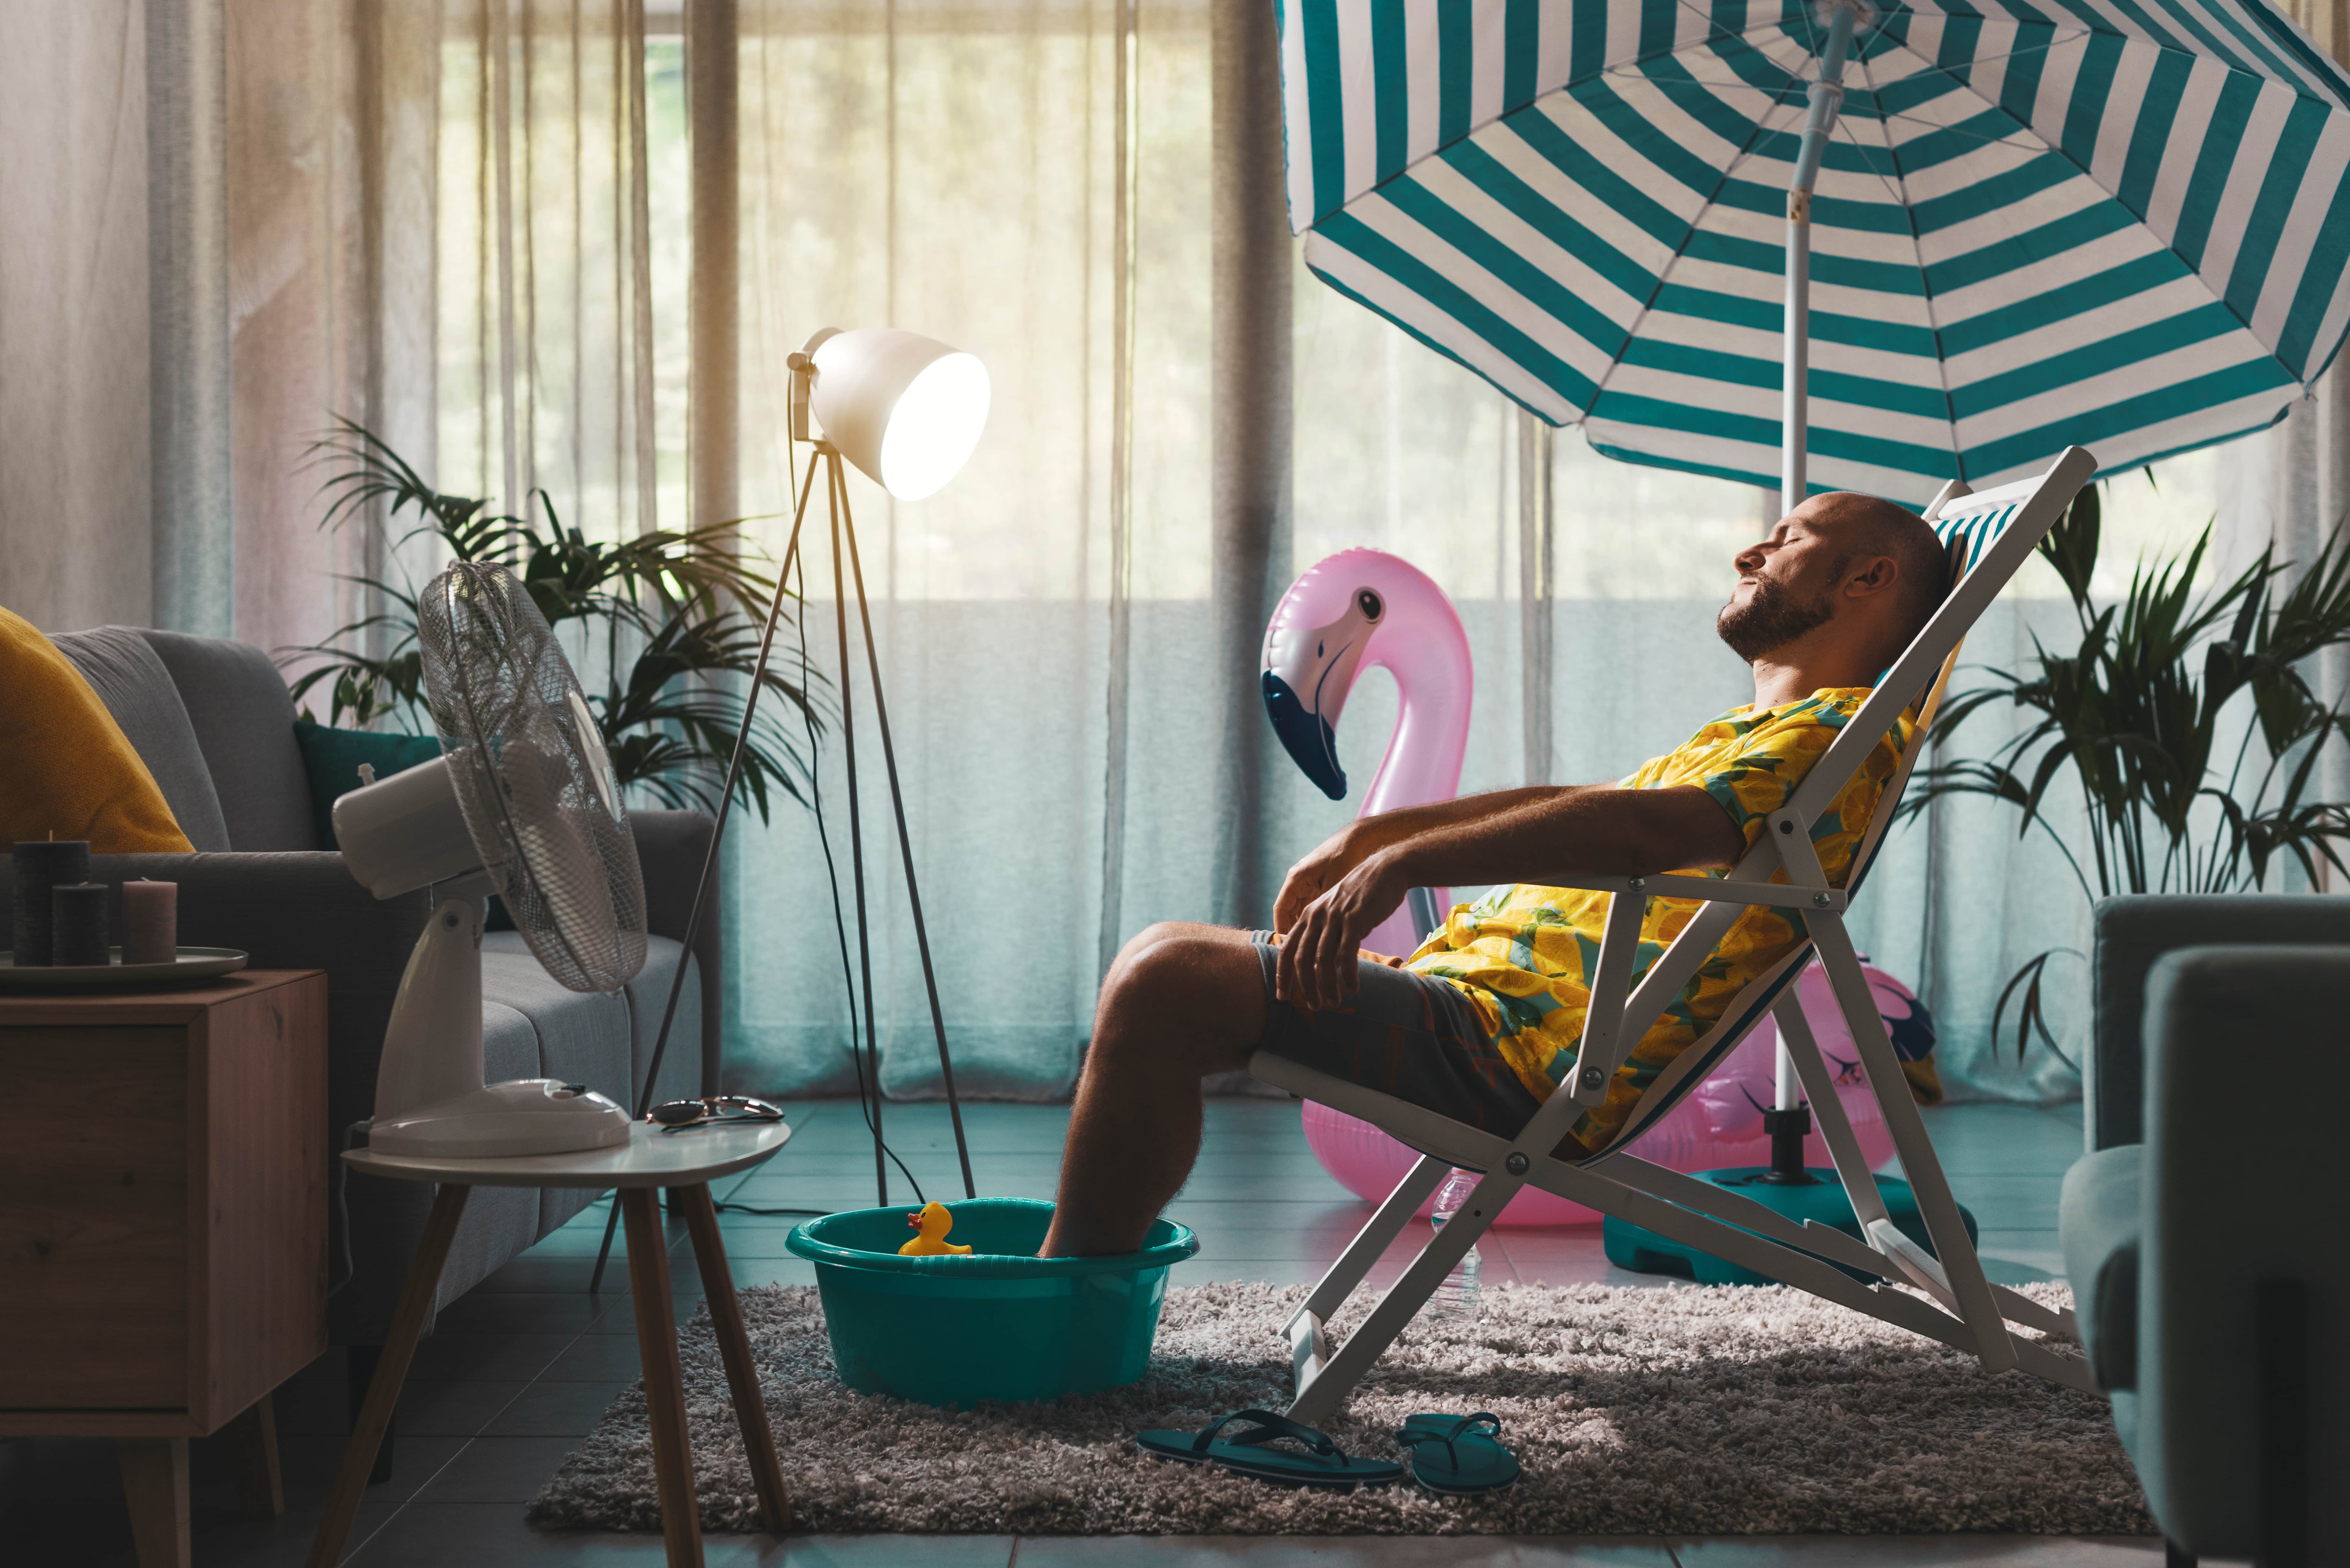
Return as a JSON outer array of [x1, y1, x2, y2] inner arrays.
[[1277, 0, 2350, 504]]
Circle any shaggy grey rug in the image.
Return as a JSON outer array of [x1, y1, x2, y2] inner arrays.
[[527, 1281, 2152, 1537]]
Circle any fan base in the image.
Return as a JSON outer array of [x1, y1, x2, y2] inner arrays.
[[371, 1079, 632, 1159]]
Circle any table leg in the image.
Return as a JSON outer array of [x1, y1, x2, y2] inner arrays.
[[222, 1392, 284, 1516], [115, 1437, 189, 1568], [306, 1183, 471, 1568], [621, 1187, 703, 1568], [675, 1183, 791, 1534]]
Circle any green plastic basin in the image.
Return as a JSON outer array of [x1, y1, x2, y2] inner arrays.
[[784, 1197, 1198, 1407]]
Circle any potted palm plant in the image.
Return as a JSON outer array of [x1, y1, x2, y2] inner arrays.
[[278, 419, 821, 821], [1904, 482, 2350, 1063]]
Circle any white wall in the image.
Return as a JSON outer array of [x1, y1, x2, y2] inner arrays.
[[0, 1, 153, 633]]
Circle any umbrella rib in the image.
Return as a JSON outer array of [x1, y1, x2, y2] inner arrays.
[[1845, 44, 1966, 491], [1577, 82, 1812, 438], [1608, 30, 2092, 108], [1611, 70, 2051, 153], [1871, 25, 2299, 394]]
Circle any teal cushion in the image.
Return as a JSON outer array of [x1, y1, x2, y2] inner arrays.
[[2058, 1144, 2142, 1391], [291, 720, 520, 930], [291, 721, 442, 850]]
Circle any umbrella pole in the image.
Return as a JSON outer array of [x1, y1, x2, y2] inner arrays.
[[1772, 0, 1859, 1146]]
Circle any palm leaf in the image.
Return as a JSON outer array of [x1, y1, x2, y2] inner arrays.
[[275, 417, 821, 821]]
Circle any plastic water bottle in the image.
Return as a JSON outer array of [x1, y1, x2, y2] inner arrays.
[[1428, 1168, 1483, 1320]]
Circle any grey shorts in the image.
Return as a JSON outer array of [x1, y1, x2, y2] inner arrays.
[[1246, 931, 1544, 1135]]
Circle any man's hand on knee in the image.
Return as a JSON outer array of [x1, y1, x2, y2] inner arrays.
[[1275, 849, 1412, 1011]]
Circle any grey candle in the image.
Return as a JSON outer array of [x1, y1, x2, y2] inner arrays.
[[50, 882, 109, 966], [12, 839, 90, 965], [122, 879, 177, 966]]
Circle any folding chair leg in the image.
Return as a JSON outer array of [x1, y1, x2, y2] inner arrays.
[[1780, 991, 2076, 1340], [1809, 916, 2015, 1371], [1284, 1155, 1449, 1395], [1289, 1155, 1448, 1335], [1285, 1168, 1514, 1429]]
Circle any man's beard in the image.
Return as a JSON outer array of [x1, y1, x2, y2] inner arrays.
[[1716, 575, 1836, 662]]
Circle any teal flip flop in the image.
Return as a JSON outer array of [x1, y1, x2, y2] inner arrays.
[[1137, 1409, 1403, 1490], [1396, 1411, 1521, 1496]]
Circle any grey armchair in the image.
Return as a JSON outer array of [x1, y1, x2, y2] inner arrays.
[[2060, 896, 2350, 1566]]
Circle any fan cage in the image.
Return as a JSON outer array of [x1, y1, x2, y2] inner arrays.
[[417, 562, 648, 995]]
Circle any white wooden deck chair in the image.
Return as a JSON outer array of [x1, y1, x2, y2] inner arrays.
[[1251, 446, 2103, 1425]]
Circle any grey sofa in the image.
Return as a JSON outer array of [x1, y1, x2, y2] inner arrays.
[[8, 626, 721, 1350], [2060, 895, 2350, 1565]]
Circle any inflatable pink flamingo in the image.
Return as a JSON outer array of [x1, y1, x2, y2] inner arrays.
[[1261, 548, 1472, 958], [1262, 549, 1912, 1225]]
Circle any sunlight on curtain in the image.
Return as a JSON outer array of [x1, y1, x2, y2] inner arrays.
[[713, 0, 2247, 1106], [432, 0, 677, 539], [730, 0, 1156, 1098]]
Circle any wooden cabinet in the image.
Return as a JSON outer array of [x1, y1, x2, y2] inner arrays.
[[0, 971, 327, 1565]]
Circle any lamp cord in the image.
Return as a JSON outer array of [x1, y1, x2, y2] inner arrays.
[[797, 516, 928, 1207], [588, 459, 826, 1295], [585, 441, 953, 1291], [326, 1119, 367, 1299]]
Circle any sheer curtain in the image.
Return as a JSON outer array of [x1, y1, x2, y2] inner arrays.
[[205, 0, 2327, 1110], [226, 0, 670, 683]]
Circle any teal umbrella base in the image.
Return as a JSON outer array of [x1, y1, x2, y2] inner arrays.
[[1601, 1168, 1978, 1287]]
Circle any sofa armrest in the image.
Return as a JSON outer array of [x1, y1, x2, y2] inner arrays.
[[2090, 894, 2350, 1149], [629, 810, 723, 1097]]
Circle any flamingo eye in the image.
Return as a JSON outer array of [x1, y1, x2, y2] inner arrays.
[[1357, 590, 1382, 621]]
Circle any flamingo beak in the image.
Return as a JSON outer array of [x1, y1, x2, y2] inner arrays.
[[1262, 589, 1382, 802]]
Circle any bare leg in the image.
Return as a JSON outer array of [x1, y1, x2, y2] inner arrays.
[[1041, 923, 1270, 1256]]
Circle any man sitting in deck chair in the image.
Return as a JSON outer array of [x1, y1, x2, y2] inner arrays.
[[1040, 490, 1951, 1259]]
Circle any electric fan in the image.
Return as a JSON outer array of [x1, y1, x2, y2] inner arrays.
[[331, 561, 648, 1158]]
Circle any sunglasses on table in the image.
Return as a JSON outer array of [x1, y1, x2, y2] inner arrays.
[[649, 1095, 786, 1130]]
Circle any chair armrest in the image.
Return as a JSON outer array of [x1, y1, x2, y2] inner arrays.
[[2090, 895, 2350, 1148], [1541, 872, 1846, 910], [2057, 1145, 2142, 1391], [628, 810, 723, 1097], [2138, 944, 2350, 1545]]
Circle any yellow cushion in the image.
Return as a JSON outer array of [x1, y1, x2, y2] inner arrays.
[[0, 607, 193, 853]]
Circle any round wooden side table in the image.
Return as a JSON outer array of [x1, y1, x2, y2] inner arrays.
[[306, 1119, 793, 1568]]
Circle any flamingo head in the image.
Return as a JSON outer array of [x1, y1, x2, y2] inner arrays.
[[1260, 551, 1395, 801]]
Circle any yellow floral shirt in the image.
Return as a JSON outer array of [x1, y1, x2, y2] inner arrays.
[[1405, 688, 1913, 1154]]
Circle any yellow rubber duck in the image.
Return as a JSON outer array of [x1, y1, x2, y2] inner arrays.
[[898, 1201, 972, 1256]]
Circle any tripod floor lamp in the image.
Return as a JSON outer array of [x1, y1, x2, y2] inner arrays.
[[589, 327, 991, 1292]]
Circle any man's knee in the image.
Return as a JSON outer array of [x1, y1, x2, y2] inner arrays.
[[1096, 931, 1266, 1052], [1112, 921, 1193, 971], [1106, 922, 1249, 991]]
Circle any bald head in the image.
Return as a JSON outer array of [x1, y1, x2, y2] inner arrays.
[[1808, 491, 1947, 653], [1717, 491, 1947, 682]]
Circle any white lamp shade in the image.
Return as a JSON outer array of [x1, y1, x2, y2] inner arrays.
[[808, 328, 990, 500]]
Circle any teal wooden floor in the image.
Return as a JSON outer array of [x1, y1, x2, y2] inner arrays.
[[1, 1097, 2177, 1566]]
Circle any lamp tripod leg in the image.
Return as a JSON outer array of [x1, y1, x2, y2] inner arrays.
[[833, 464, 977, 1199], [828, 450, 890, 1208]]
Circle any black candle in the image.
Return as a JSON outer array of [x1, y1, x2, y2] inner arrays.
[[50, 883, 110, 967], [12, 840, 91, 966]]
